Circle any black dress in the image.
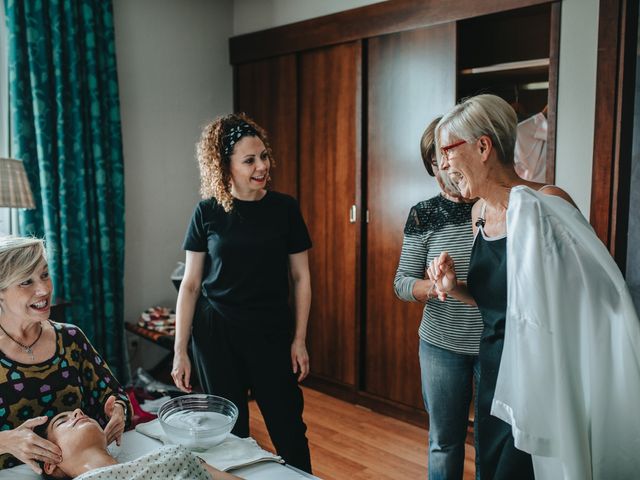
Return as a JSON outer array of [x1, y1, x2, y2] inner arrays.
[[467, 227, 534, 480]]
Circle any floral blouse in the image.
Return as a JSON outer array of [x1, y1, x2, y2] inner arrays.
[[0, 321, 130, 469]]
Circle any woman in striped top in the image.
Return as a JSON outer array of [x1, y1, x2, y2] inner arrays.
[[394, 117, 483, 480]]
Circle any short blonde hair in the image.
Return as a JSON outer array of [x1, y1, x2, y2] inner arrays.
[[436, 94, 517, 164], [0, 236, 47, 290]]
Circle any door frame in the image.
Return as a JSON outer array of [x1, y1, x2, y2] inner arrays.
[[590, 0, 639, 271]]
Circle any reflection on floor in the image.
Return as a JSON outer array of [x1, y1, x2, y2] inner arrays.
[[249, 386, 476, 480]]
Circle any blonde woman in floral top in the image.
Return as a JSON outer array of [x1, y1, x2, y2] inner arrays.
[[0, 236, 130, 474]]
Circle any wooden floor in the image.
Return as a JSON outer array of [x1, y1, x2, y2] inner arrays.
[[249, 387, 476, 479]]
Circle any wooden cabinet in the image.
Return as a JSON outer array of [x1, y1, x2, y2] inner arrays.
[[235, 55, 298, 198], [365, 24, 456, 408], [232, 0, 561, 425], [298, 42, 361, 387]]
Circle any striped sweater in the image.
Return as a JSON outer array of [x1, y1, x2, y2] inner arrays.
[[394, 195, 483, 355]]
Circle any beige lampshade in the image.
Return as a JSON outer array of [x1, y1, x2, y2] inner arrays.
[[0, 157, 35, 209]]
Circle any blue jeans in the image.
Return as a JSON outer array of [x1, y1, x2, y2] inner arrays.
[[419, 339, 480, 480]]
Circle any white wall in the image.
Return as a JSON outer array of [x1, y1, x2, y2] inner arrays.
[[114, 0, 233, 371], [233, 0, 387, 35], [233, 0, 600, 217], [555, 0, 599, 217]]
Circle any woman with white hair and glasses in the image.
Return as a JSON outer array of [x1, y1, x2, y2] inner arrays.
[[394, 117, 482, 480], [427, 94, 640, 479], [0, 236, 130, 474]]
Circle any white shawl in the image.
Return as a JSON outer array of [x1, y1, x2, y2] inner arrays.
[[493, 186, 640, 480]]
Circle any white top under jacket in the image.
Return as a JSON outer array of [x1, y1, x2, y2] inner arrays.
[[492, 185, 640, 480]]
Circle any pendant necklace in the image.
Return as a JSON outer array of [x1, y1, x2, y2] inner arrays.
[[0, 321, 43, 361]]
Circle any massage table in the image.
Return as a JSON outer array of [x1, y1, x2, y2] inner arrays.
[[0, 429, 319, 479]]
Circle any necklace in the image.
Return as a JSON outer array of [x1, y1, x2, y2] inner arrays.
[[0, 321, 43, 361]]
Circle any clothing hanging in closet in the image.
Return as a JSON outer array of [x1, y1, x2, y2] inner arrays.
[[514, 112, 547, 182]]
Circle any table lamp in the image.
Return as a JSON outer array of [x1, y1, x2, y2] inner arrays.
[[0, 157, 36, 234]]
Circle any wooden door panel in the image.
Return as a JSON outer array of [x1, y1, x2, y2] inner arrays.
[[299, 42, 361, 387], [365, 24, 456, 407], [235, 56, 298, 198]]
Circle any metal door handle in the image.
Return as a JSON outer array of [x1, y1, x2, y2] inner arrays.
[[349, 205, 357, 223]]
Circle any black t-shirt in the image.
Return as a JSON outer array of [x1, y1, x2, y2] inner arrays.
[[183, 191, 312, 332]]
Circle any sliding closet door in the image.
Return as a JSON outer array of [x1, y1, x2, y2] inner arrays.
[[365, 25, 456, 408], [235, 55, 298, 197], [299, 42, 361, 387]]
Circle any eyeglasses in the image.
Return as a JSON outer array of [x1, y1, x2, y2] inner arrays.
[[440, 140, 466, 160]]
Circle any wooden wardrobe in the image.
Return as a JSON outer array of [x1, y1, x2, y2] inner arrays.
[[232, 0, 561, 426]]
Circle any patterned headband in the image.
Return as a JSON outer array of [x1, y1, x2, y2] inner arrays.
[[222, 121, 258, 158]]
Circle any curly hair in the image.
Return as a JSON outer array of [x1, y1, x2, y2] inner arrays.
[[196, 113, 275, 212]]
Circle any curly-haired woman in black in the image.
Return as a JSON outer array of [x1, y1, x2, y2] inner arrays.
[[171, 113, 312, 473]]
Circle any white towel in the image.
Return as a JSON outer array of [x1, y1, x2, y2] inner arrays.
[[140, 395, 171, 414], [135, 419, 283, 471]]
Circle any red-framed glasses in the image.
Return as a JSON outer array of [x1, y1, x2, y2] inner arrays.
[[440, 139, 466, 160]]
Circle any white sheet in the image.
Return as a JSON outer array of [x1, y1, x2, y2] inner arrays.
[[135, 419, 283, 471]]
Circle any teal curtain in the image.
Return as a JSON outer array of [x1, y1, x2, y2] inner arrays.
[[4, 0, 128, 380]]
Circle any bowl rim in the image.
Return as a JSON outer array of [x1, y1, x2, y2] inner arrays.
[[157, 394, 239, 432]]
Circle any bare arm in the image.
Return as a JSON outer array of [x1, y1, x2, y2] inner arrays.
[[289, 250, 311, 382], [203, 463, 244, 479], [411, 279, 438, 303], [172, 251, 206, 393]]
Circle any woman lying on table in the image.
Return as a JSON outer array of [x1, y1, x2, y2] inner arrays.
[[33, 408, 242, 480], [0, 236, 131, 473]]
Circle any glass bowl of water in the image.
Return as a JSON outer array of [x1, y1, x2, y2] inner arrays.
[[158, 394, 238, 450]]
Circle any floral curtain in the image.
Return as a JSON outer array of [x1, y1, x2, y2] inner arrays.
[[4, 0, 128, 380]]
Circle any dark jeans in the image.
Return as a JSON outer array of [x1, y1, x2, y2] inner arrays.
[[419, 340, 480, 480], [191, 298, 312, 473]]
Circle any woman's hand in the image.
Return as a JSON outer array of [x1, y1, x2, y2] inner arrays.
[[171, 350, 193, 393], [412, 278, 439, 303], [427, 251, 458, 301], [291, 339, 310, 382], [103, 395, 126, 446], [0, 416, 62, 474]]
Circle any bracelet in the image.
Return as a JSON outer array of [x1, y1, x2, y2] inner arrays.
[[114, 399, 128, 417]]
